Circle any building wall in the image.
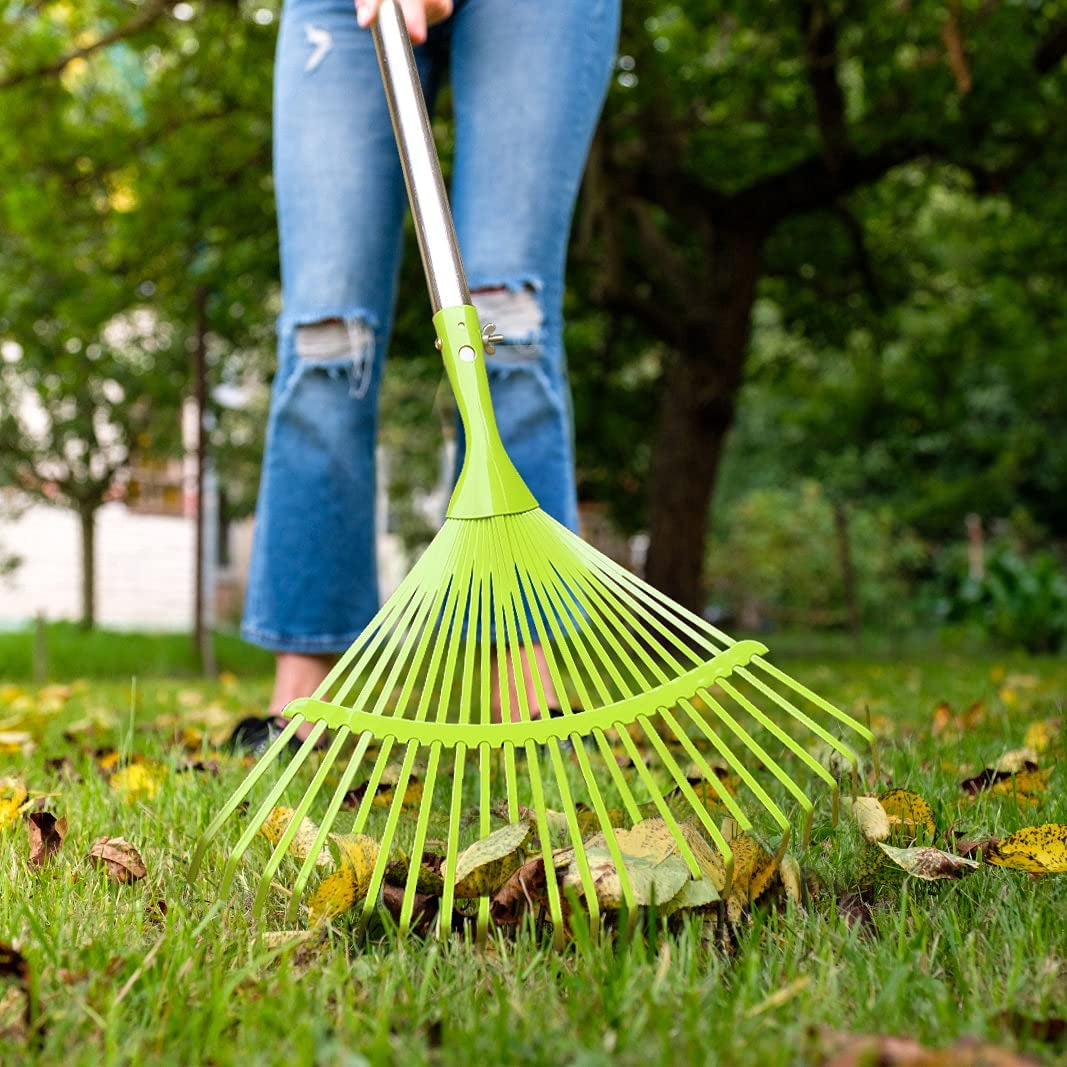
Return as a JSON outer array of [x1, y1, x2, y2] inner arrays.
[[0, 500, 197, 629]]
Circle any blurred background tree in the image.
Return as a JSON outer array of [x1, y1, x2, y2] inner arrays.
[[1, 0, 1064, 649]]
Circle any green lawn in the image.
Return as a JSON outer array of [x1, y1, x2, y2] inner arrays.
[[1, 644, 1064, 1065]]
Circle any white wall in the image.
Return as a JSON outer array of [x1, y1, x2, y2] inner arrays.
[[0, 501, 195, 629]]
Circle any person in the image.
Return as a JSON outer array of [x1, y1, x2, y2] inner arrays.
[[232, 0, 620, 748]]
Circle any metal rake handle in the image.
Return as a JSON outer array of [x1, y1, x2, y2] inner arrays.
[[372, 0, 470, 312]]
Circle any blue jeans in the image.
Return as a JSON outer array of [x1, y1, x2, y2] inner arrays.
[[242, 0, 620, 653]]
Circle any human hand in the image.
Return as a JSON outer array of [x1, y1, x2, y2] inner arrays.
[[355, 0, 454, 46]]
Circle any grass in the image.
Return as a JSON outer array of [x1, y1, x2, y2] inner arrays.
[[0, 622, 275, 680], [1, 643, 1065, 1065]]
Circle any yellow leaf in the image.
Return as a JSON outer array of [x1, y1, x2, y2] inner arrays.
[[850, 797, 891, 843], [989, 767, 1052, 805], [258, 807, 331, 868], [329, 834, 380, 886], [373, 778, 423, 809], [453, 822, 531, 898], [307, 868, 360, 926], [984, 824, 1067, 874], [876, 843, 979, 881], [729, 832, 780, 904], [109, 761, 167, 802], [0, 778, 28, 830], [308, 835, 380, 926], [1023, 719, 1060, 754], [877, 789, 936, 841], [779, 855, 804, 905], [0, 731, 34, 756]]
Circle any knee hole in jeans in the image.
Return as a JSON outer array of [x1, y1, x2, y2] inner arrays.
[[293, 317, 376, 398], [470, 284, 544, 360]]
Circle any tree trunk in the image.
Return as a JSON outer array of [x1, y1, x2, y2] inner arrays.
[[78, 505, 95, 630], [644, 227, 764, 611], [833, 500, 861, 638]]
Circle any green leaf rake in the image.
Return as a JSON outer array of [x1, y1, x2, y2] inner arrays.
[[189, 1, 871, 941]]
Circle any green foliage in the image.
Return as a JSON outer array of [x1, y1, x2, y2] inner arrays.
[[933, 545, 1067, 654], [707, 481, 925, 630]]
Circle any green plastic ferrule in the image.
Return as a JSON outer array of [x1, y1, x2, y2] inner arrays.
[[434, 304, 538, 519]]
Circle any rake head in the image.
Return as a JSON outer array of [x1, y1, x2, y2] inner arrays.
[[189, 507, 872, 941]]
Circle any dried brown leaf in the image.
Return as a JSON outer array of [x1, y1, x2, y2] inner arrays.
[[26, 812, 66, 868], [87, 836, 147, 883]]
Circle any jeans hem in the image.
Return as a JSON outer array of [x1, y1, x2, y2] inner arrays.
[[241, 623, 361, 655]]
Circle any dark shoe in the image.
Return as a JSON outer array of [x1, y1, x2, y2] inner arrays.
[[225, 715, 285, 757]]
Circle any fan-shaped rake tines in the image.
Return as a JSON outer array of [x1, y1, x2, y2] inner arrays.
[[189, 509, 872, 943]]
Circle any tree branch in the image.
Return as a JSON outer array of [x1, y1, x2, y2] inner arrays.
[[0, 0, 177, 90], [801, 0, 853, 169], [1034, 20, 1067, 74]]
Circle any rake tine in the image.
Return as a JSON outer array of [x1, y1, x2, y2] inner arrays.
[[550, 542, 691, 680], [496, 529, 603, 939], [438, 743, 467, 940], [400, 740, 442, 936], [506, 528, 638, 920], [690, 689, 813, 823], [287, 729, 371, 924], [635, 716, 735, 871], [188, 714, 305, 880], [350, 738, 397, 835], [361, 740, 421, 927], [253, 724, 351, 918], [218, 719, 329, 901], [752, 657, 872, 741], [524, 741, 566, 947], [654, 706, 755, 831], [675, 698, 791, 834], [737, 665, 865, 769], [311, 527, 456, 702], [619, 722, 735, 897]]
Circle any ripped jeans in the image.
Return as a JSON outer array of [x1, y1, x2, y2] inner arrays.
[[242, 0, 620, 652]]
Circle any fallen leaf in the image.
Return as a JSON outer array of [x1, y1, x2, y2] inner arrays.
[[835, 891, 875, 932], [961, 766, 1051, 801], [992, 748, 1040, 774], [383, 854, 444, 896], [26, 812, 66, 868], [819, 1029, 1038, 1066], [380, 883, 437, 934], [954, 836, 1000, 859], [878, 789, 936, 842], [491, 855, 549, 925], [993, 1010, 1066, 1046], [307, 834, 380, 926], [779, 855, 804, 906], [87, 836, 147, 883], [850, 796, 891, 843], [0, 779, 29, 830], [453, 822, 531, 898], [876, 843, 979, 881], [988, 768, 1051, 805], [984, 824, 1067, 874], [1023, 719, 1060, 755], [728, 832, 780, 905], [562, 838, 690, 910], [258, 807, 331, 868], [0, 731, 34, 757], [108, 761, 167, 802], [661, 875, 720, 917]]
